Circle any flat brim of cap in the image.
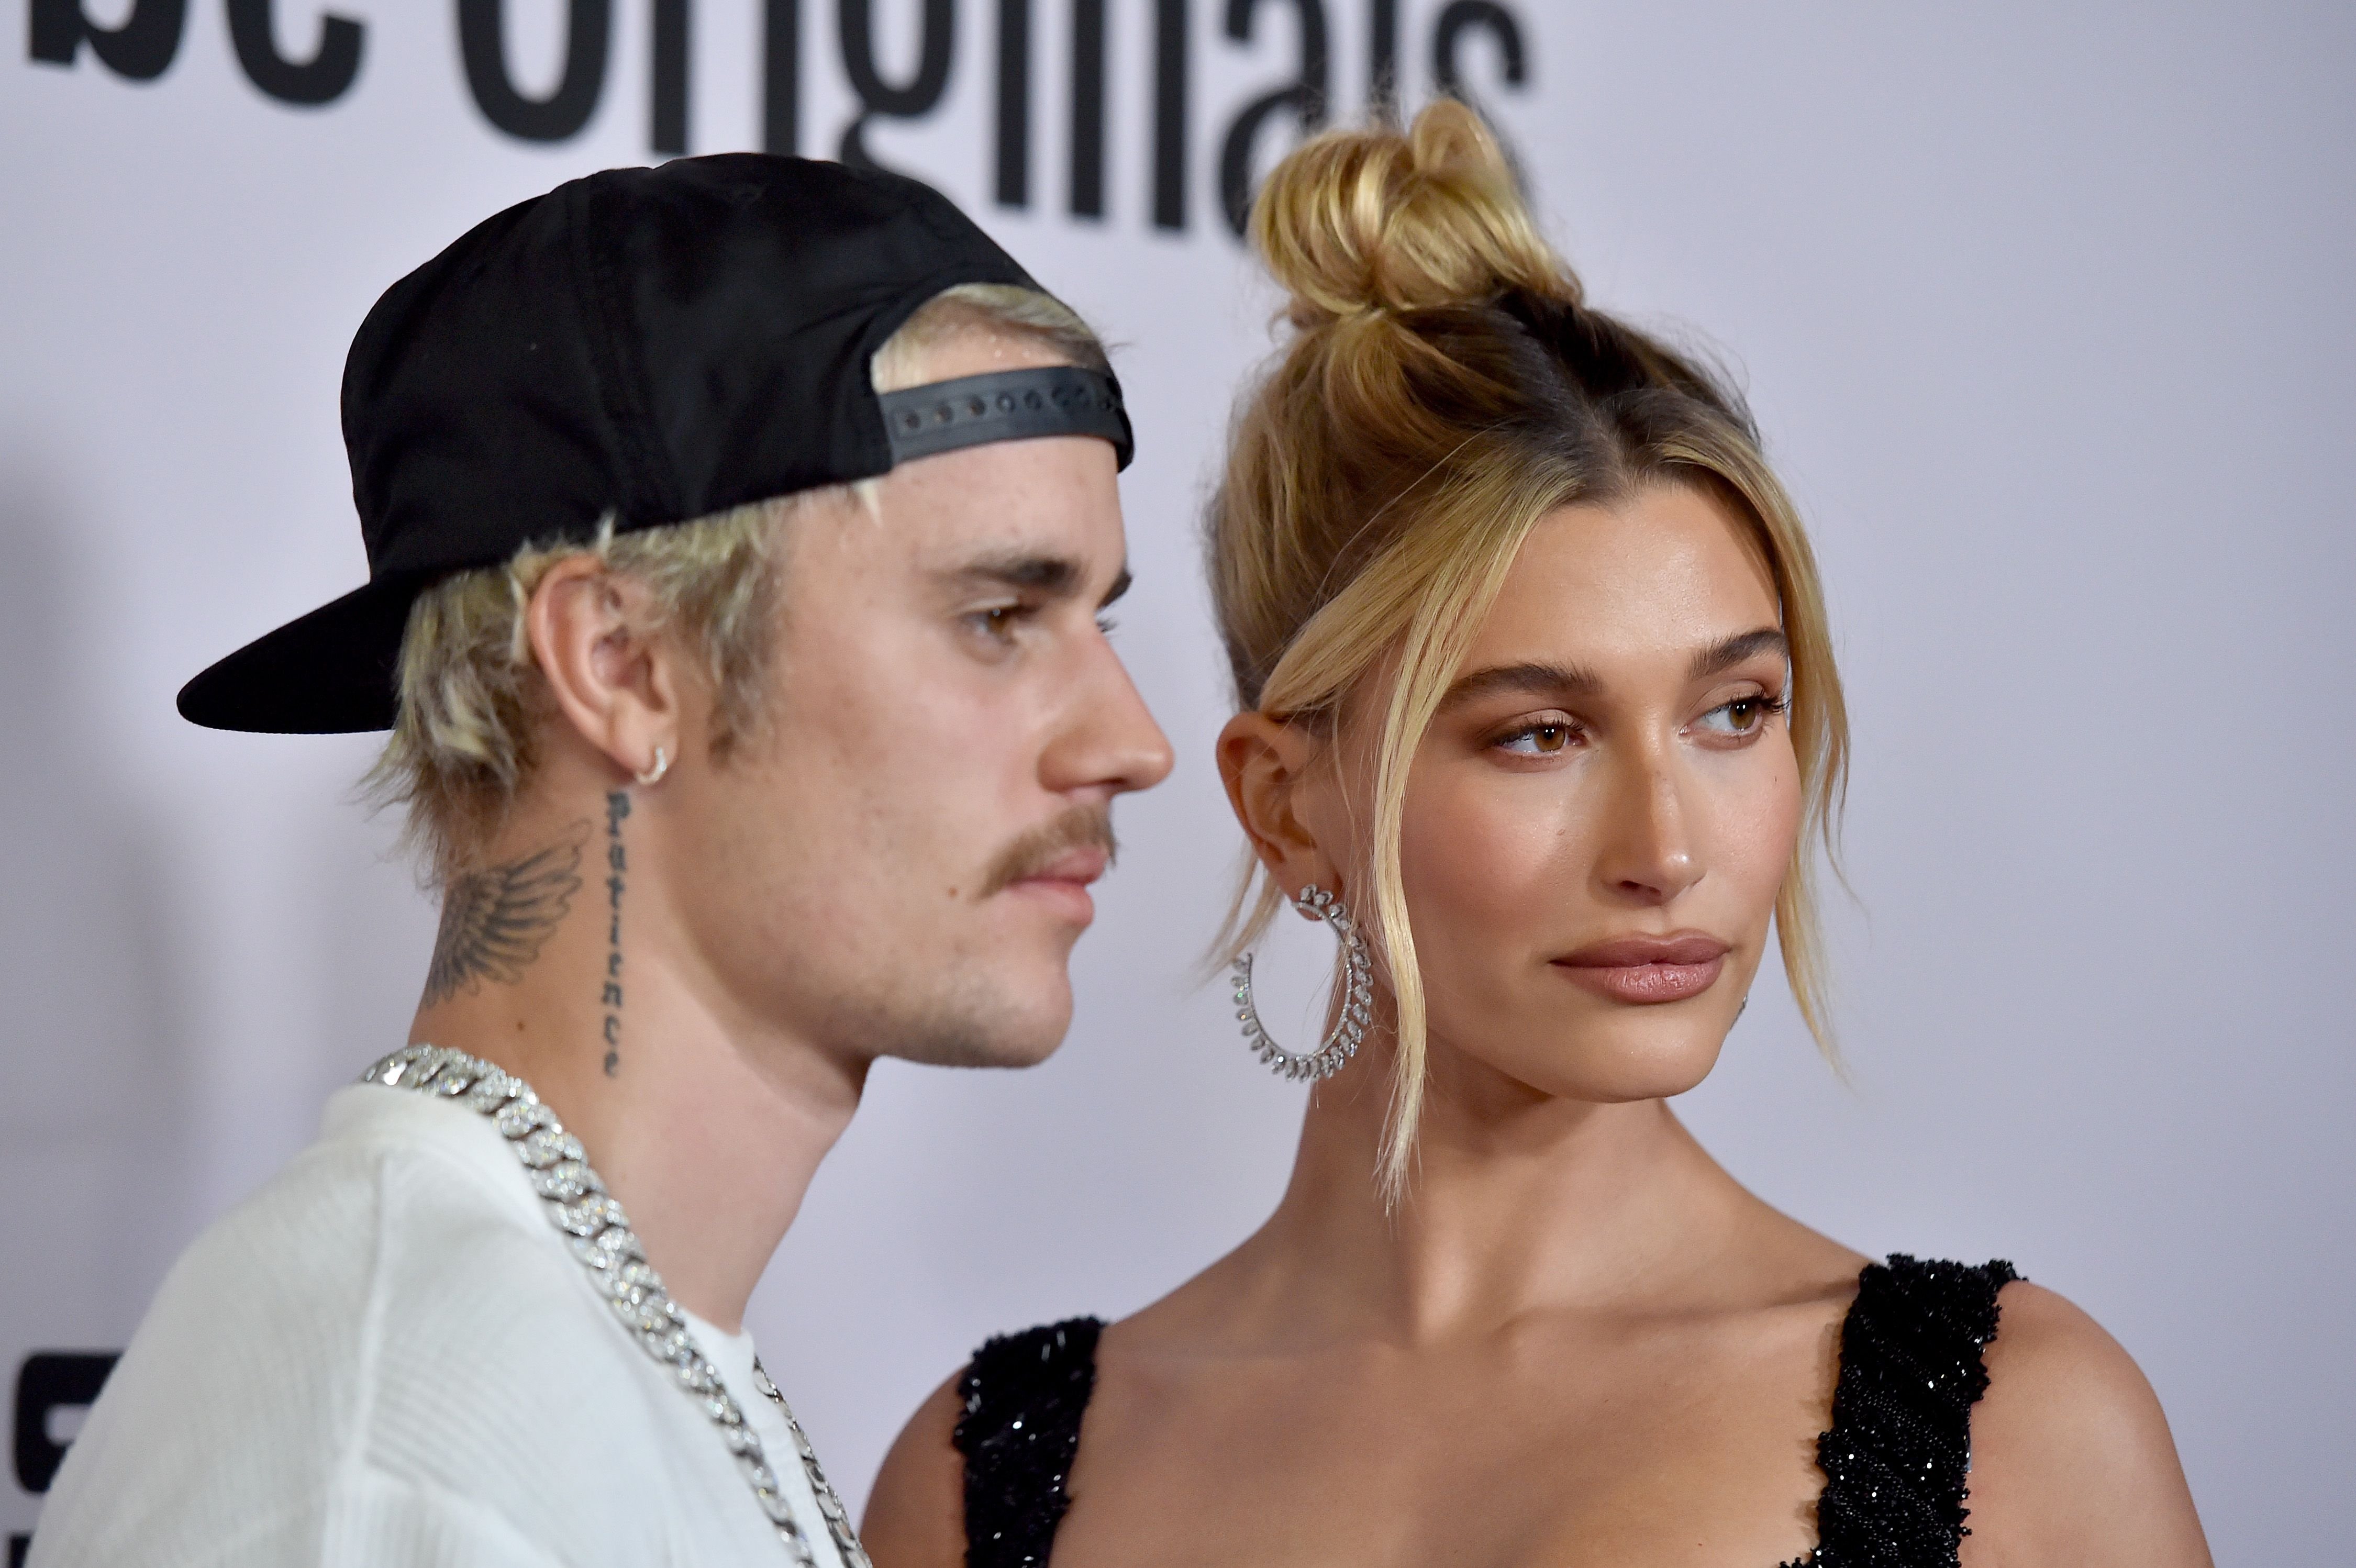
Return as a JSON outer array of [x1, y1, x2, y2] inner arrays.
[[177, 572, 429, 734]]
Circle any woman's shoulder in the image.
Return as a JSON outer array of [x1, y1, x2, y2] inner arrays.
[[954, 1316, 1106, 1468], [861, 1318, 1106, 1568], [1962, 1278, 2211, 1566], [860, 1364, 968, 1567], [1803, 1255, 2206, 1567]]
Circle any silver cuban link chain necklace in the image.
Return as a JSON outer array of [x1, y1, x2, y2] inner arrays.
[[359, 1043, 872, 1568]]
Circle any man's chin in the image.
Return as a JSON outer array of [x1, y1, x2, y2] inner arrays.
[[878, 991, 1074, 1071], [884, 1029, 1068, 1071]]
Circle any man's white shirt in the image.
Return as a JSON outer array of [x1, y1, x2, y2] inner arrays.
[[30, 1080, 854, 1566]]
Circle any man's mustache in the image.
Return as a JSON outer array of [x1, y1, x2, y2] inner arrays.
[[979, 806, 1118, 899]]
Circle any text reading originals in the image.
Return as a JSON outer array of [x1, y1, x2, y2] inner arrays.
[[28, 0, 1528, 238]]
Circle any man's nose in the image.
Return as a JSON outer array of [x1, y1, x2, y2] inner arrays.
[[1053, 640, 1174, 797]]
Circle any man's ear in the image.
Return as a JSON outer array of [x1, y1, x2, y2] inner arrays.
[[524, 556, 680, 783], [1216, 712, 1338, 896]]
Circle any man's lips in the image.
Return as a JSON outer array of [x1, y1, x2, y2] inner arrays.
[[1004, 846, 1108, 924], [1551, 931, 1731, 1004], [1011, 846, 1109, 887]]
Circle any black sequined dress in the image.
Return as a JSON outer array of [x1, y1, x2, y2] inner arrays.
[[954, 1254, 2017, 1568]]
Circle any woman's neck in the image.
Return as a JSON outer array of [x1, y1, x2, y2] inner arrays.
[[1241, 1036, 1763, 1343]]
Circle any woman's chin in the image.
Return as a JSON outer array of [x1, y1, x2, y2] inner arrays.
[[1486, 1017, 1730, 1105]]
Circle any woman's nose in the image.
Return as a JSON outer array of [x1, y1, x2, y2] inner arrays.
[[1593, 753, 1704, 906]]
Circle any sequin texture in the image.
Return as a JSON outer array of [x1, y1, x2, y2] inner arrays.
[[1784, 1255, 2020, 1568], [957, 1259, 2018, 1568], [954, 1317, 1103, 1568]]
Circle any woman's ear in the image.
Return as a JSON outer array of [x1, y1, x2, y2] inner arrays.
[[1216, 712, 1338, 895], [524, 556, 680, 783]]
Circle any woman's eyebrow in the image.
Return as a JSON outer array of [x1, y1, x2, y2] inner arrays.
[[1442, 632, 1787, 710], [1688, 628, 1788, 681], [1440, 661, 1601, 709]]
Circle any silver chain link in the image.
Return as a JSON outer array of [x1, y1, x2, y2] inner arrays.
[[360, 1043, 871, 1566]]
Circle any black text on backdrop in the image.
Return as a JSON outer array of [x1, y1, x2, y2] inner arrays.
[[27, 0, 1529, 236]]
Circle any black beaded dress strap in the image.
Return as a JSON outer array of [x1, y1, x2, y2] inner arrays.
[[955, 1257, 2018, 1568], [1785, 1255, 2020, 1568], [955, 1316, 1103, 1568]]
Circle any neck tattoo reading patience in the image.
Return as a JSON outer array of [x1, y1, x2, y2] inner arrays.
[[602, 790, 629, 1076]]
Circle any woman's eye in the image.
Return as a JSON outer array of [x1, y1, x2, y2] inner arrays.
[[1698, 696, 1778, 736], [1497, 721, 1577, 756]]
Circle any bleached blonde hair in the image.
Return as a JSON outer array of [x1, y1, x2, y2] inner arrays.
[[1209, 102, 1849, 1205], [366, 283, 1108, 883]]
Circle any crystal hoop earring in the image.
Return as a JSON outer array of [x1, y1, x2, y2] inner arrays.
[[634, 747, 670, 787], [1230, 885, 1373, 1082]]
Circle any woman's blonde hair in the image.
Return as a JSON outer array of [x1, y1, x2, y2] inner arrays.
[[1210, 102, 1848, 1204], [367, 283, 1107, 884]]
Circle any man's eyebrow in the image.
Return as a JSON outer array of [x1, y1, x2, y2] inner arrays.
[[941, 550, 1083, 597], [1099, 566, 1133, 609], [1689, 628, 1788, 681], [1440, 660, 1602, 710]]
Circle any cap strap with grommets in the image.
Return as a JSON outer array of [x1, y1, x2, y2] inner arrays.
[[879, 366, 1133, 472]]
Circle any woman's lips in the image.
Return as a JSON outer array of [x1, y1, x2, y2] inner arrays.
[[1551, 932, 1731, 1005]]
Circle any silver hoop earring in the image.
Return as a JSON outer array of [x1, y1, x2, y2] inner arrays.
[[633, 747, 670, 787], [1230, 885, 1373, 1083]]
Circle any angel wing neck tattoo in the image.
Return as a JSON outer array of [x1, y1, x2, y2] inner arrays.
[[423, 821, 592, 1007]]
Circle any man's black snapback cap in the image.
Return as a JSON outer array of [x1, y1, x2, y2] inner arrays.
[[178, 153, 1132, 736]]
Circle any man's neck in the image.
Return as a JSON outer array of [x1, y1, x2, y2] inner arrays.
[[407, 796, 862, 1333]]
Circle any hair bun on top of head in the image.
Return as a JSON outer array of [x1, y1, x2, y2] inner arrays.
[[1251, 99, 1575, 327]]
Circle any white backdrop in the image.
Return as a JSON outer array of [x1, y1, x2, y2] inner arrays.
[[3, 3, 2350, 1562]]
